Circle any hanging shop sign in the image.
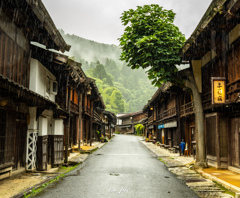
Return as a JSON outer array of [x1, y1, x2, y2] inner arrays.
[[211, 77, 226, 104], [158, 121, 177, 129]]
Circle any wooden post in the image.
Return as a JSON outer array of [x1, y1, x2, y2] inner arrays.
[[109, 122, 111, 139], [78, 91, 83, 152], [90, 101, 93, 146], [64, 82, 71, 164]]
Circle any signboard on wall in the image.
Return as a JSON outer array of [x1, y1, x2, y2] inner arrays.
[[158, 121, 177, 129], [211, 77, 226, 104], [165, 121, 177, 128], [158, 124, 164, 129]]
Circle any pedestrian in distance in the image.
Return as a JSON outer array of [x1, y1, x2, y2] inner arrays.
[[179, 139, 185, 156]]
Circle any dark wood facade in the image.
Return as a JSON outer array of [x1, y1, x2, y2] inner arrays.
[[117, 111, 146, 134], [143, 83, 183, 151], [0, 30, 30, 88], [181, 0, 240, 169], [0, 0, 70, 175], [179, 86, 196, 156]]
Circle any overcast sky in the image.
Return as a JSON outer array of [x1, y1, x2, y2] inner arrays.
[[42, 0, 212, 45]]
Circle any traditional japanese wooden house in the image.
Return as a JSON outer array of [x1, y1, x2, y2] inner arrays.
[[179, 78, 196, 157], [90, 80, 106, 142], [81, 78, 103, 145], [104, 110, 116, 138], [182, 0, 240, 170], [67, 59, 87, 155], [143, 101, 157, 139], [0, 0, 70, 176], [30, 45, 89, 167], [143, 83, 182, 150], [116, 113, 134, 134], [116, 111, 146, 134]]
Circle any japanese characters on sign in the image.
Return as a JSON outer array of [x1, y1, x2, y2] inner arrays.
[[211, 77, 226, 104]]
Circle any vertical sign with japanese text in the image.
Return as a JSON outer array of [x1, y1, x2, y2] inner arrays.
[[211, 77, 226, 104]]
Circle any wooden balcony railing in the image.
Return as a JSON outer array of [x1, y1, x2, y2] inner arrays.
[[227, 78, 240, 102], [158, 107, 176, 121], [94, 111, 101, 122], [70, 101, 79, 113], [148, 115, 154, 123], [180, 102, 194, 117], [85, 106, 92, 116], [202, 92, 211, 109]]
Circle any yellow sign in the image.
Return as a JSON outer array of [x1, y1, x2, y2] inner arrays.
[[211, 77, 226, 104]]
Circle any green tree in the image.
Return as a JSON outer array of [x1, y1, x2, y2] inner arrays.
[[134, 124, 145, 136], [110, 90, 125, 113], [92, 61, 114, 86], [102, 87, 125, 113], [119, 4, 207, 168], [119, 4, 185, 86]]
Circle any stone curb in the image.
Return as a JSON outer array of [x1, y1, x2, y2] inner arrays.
[[12, 175, 56, 198], [197, 170, 240, 194]]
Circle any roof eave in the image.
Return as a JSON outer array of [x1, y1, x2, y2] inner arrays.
[[181, 0, 227, 56], [26, 0, 71, 53]]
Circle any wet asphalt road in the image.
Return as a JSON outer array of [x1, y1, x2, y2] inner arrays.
[[35, 135, 199, 198]]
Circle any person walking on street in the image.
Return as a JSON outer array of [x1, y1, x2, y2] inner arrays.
[[180, 139, 185, 156]]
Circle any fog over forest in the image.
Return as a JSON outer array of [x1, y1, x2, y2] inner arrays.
[[60, 30, 157, 114]]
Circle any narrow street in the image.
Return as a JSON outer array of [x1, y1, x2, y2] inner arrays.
[[35, 135, 199, 198]]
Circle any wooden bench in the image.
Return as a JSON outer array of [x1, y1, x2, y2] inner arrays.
[[0, 163, 13, 179]]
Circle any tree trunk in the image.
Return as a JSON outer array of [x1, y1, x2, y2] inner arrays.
[[184, 74, 207, 168]]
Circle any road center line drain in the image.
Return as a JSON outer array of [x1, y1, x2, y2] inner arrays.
[[110, 173, 120, 176]]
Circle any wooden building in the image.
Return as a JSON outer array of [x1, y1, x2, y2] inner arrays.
[[179, 80, 196, 157], [81, 78, 108, 145], [104, 110, 117, 138], [182, 0, 240, 170], [143, 83, 182, 150], [0, 0, 70, 176], [87, 78, 106, 143], [92, 96, 106, 141], [116, 111, 146, 134], [30, 45, 90, 166]]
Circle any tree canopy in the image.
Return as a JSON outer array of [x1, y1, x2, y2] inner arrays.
[[119, 4, 185, 86]]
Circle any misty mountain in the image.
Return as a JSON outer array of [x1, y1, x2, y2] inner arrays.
[[60, 30, 157, 113], [59, 29, 122, 66]]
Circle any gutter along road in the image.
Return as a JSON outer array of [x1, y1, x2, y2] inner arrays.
[[35, 135, 199, 198]]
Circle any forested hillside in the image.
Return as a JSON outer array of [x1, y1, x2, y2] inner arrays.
[[60, 30, 157, 114]]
